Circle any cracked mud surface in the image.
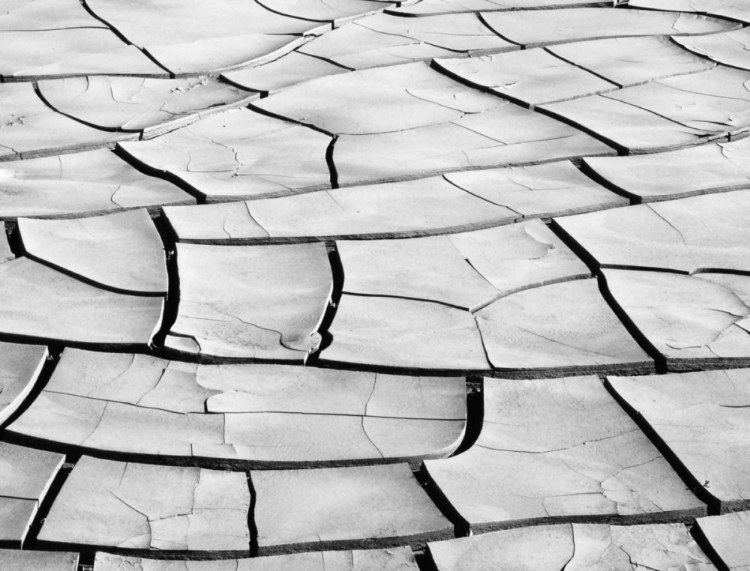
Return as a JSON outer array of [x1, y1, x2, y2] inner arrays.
[[1, 0, 750, 569]]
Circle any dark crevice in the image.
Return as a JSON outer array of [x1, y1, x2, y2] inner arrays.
[[150, 213, 180, 350], [451, 376, 483, 456], [326, 135, 340, 189], [544, 46, 622, 88], [578, 158, 641, 203], [0, 345, 63, 430], [5, 220, 23, 258], [307, 241, 344, 365], [78, 0, 174, 78], [24, 454, 79, 550], [245, 100, 336, 137], [112, 144, 208, 205], [476, 12, 524, 48], [414, 464, 469, 537], [690, 520, 731, 571], [534, 104, 627, 154], [603, 377, 719, 513], [247, 471, 259, 557]]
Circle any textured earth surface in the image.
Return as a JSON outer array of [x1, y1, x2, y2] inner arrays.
[[2, 0, 750, 569]]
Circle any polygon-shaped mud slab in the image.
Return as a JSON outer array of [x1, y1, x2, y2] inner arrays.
[[676, 28, 750, 71], [0, 149, 194, 220], [38, 456, 251, 554], [119, 108, 331, 201], [256, 0, 390, 24], [434, 48, 617, 106], [335, 103, 614, 185], [38, 76, 256, 135], [299, 12, 516, 69], [476, 278, 652, 375], [0, 83, 134, 160], [0, 257, 163, 347], [0, 550, 78, 571], [256, 62, 506, 136], [427, 523, 716, 571], [697, 511, 750, 570], [95, 546, 419, 570], [0, 443, 65, 547], [321, 294, 490, 372], [0, 29, 165, 79], [629, 0, 750, 25], [0, 342, 48, 426], [541, 92, 708, 154], [596, 67, 750, 142], [583, 138, 750, 202], [481, 8, 737, 48], [253, 463, 453, 554], [18, 209, 167, 294], [337, 218, 589, 312], [222, 52, 348, 95], [603, 270, 750, 369], [167, 243, 332, 361], [556, 191, 750, 274], [9, 349, 466, 466], [424, 376, 705, 533], [0, 0, 103, 31], [443, 160, 627, 218], [391, 0, 601, 16], [548, 35, 716, 87], [609, 370, 750, 513], [163, 176, 517, 243], [84, 0, 321, 74]]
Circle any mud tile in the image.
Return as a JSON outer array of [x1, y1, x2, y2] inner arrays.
[[482, 8, 737, 48], [0, 29, 165, 79], [0, 258, 163, 346], [38, 456, 250, 554], [476, 278, 652, 374], [603, 269, 750, 368], [541, 93, 707, 154], [299, 13, 516, 69], [435, 49, 617, 105], [39, 76, 256, 135], [444, 160, 626, 218], [424, 376, 705, 532], [166, 243, 331, 361], [119, 108, 331, 202], [256, 62, 505, 135], [0, 550, 78, 571], [85, 0, 319, 73], [258, 0, 389, 24], [609, 369, 750, 512], [0, 443, 64, 547], [253, 463, 453, 554], [697, 511, 750, 570], [0, 149, 194, 220], [448, 220, 591, 297], [629, 0, 750, 25], [222, 52, 348, 94], [336, 236, 501, 311], [391, 0, 613, 16], [548, 35, 715, 87], [583, 138, 750, 202], [428, 523, 715, 571], [321, 293, 490, 371], [556, 191, 750, 273], [95, 546, 419, 570], [164, 177, 516, 243], [676, 28, 750, 71], [18, 209, 167, 294], [0, 342, 48, 426], [0, 0, 104, 31], [0, 83, 134, 160], [335, 105, 614, 186]]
